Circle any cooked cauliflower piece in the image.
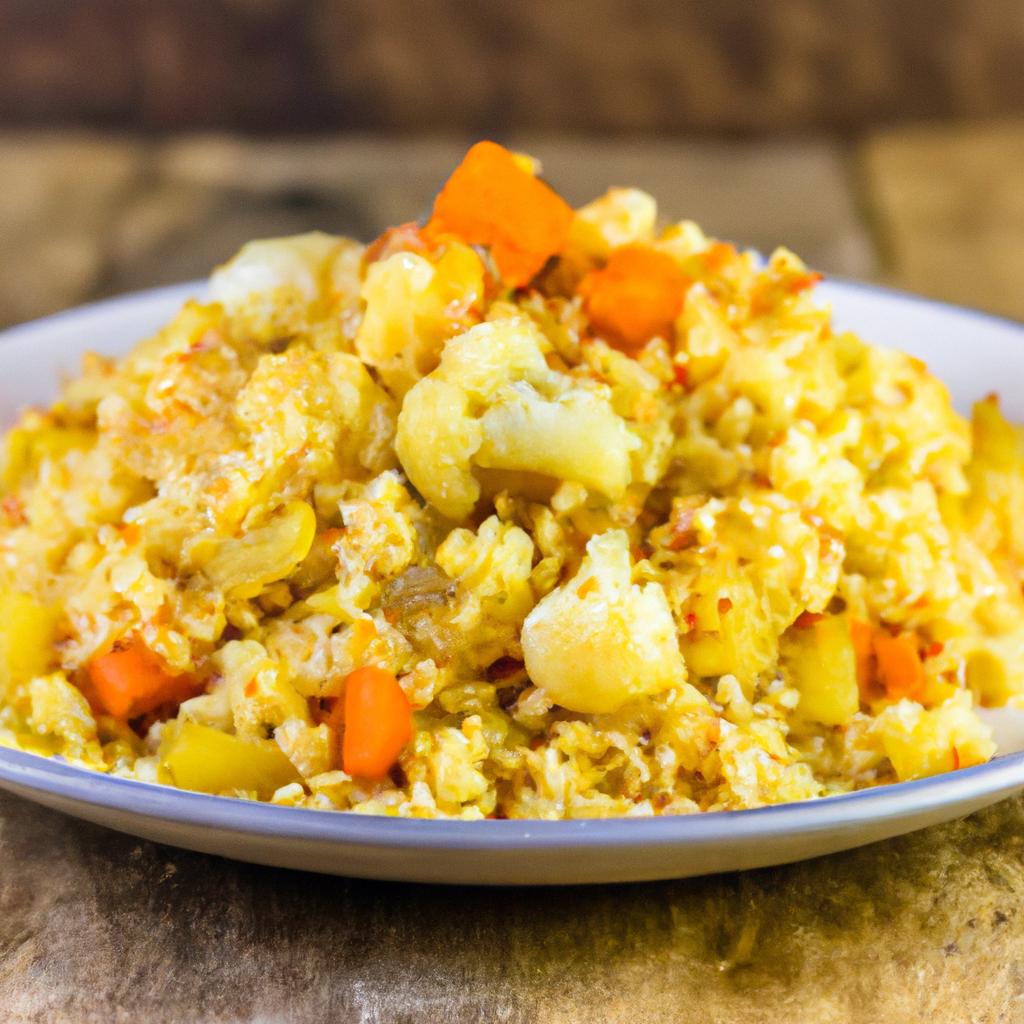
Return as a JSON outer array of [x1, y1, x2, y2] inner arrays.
[[356, 243, 483, 398], [521, 530, 685, 714], [395, 318, 638, 520], [210, 232, 361, 342]]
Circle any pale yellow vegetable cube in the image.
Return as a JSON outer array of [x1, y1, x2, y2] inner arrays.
[[161, 721, 301, 799], [780, 614, 860, 727], [0, 592, 58, 700]]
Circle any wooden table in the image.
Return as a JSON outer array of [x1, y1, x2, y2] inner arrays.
[[3, 789, 1023, 1021], [3, 132, 1024, 1021]]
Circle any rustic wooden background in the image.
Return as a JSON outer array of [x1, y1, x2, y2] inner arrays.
[[2, 0, 1024, 136], [4, 6, 1024, 1021]]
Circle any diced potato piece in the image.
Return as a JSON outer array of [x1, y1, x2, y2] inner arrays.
[[0, 593, 58, 700], [971, 394, 1023, 469], [203, 501, 316, 598], [678, 566, 773, 697], [522, 530, 684, 713], [965, 649, 1018, 708], [161, 721, 301, 798], [871, 690, 995, 781], [2, 424, 95, 490], [780, 614, 860, 726]]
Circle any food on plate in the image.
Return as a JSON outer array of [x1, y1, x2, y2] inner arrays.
[[0, 141, 1018, 819]]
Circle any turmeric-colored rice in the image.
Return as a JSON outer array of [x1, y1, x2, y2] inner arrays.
[[0, 142, 1019, 819]]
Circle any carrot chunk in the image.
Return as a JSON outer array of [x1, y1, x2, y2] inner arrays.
[[873, 632, 928, 703], [89, 641, 197, 720], [422, 141, 575, 289], [342, 666, 413, 779], [576, 245, 689, 352]]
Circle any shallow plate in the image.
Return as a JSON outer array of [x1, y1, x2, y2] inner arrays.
[[0, 279, 1023, 885]]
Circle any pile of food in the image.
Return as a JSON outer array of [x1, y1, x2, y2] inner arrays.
[[0, 141, 1019, 819]]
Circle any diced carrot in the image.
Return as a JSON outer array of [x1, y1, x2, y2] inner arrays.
[[849, 618, 875, 694], [700, 241, 738, 273], [576, 245, 690, 352], [873, 632, 928, 703], [794, 611, 827, 628], [89, 641, 199, 720], [342, 666, 413, 779], [422, 141, 575, 289]]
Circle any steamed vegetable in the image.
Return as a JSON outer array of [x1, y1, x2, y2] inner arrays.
[[422, 141, 575, 289], [89, 641, 198, 720], [341, 666, 413, 779]]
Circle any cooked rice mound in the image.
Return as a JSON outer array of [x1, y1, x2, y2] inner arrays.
[[1, 141, 1020, 819]]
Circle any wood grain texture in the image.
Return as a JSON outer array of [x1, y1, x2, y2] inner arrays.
[[1, 0, 1024, 135], [2, 787, 1023, 1022]]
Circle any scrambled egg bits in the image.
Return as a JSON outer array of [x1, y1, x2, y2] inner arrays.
[[0, 141, 1014, 818]]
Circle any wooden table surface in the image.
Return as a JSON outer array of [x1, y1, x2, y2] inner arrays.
[[3, 788, 1024, 1022], [3, 131, 1024, 1022]]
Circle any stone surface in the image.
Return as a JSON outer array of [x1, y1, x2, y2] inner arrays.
[[2, 788, 1024, 1022]]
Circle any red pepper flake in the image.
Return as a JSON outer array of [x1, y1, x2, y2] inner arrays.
[[785, 270, 824, 294], [923, 640, 944, 659], [683, 613, 697, 633], [363, 222, 428, 266], [794, 611, 827, 628], [672, 362, 689, 388], [718, 598, 733, 614], [1, 495, 26, 526], [667, 501, 698, 551]]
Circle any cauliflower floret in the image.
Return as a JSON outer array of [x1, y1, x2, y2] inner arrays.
[[571, 187, 657, 259], [395, 318, 638, 521], [29, 672, 104, 768], [210, 232, 360, 342], [436, 514, 535, 628], [215, 639, 310, 738], [870, 690, 995, 781], [274, 717, 333, 778], [356, 243, 484, 398], [521, 530, 685, 714]]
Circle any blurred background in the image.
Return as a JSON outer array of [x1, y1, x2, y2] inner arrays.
[[2, 0, 1024, 328]]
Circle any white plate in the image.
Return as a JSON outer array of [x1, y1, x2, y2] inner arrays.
[[0, 279, 1023, 886]]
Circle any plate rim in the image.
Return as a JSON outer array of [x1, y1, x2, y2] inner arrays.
[[2, 743, 1023, 852], [2, 278, 1024, 870]]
